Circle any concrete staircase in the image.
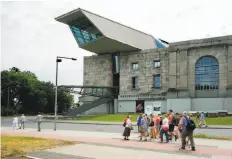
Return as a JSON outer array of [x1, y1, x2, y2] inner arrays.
[[65, 97, 113, 116]]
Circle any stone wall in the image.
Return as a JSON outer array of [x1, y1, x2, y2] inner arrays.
[[83, 35, 232, 99], [118, 35, 232, 98], [187, 45, 228, 97], [83, 54, 113, 86], [119, 50, 169, 95]]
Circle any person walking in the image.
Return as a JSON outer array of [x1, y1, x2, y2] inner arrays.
[[123, 116, 132, 140], [178, 111, 196, 151], [155, 114, 161, 138], [139, 114, 148, 141], [12, 115, 19, 130], [36, 112, 43, 131], [195, 112, 200, 125], [136, 113, 142, 132], [174, 113, 180, 141], [145, 114, 150, 137], [123, 116, 129, 127], [168, 109, 177, 141], [199, 112, 208, 127], [19, 114, 26, 129], [160, 114, 169, 143], [149, 114, 156, 139]]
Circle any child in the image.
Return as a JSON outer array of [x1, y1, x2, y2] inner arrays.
[[12, 115, 19, 130]]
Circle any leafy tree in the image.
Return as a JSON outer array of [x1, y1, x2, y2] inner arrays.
[[1, 67, 74, 115]]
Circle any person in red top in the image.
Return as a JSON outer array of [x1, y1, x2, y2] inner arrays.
[[155, 115, 161, 138], [124, 116, 129, 123]]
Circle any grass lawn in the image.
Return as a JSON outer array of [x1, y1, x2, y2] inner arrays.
[[65, 114, 232, 125], [69, 114, 130, 122], [194, 133, 232, 141], [1, 135, 73, 158], [204, 117, 232, 125]]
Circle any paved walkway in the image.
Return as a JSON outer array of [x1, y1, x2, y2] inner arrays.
[[2, 127, 232, 159]]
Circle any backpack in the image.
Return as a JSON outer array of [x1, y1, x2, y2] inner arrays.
[[149, 121, 154, 127], [171, 114, 176, 125], [185, 117, 196, 131], [160, 117, 163, 125]]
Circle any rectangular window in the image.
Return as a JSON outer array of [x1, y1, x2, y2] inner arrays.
[[132, 62, 138, 70], [153, 60, 160, 68], [153, 74, 161, 88], [132, 77, 139, 89]]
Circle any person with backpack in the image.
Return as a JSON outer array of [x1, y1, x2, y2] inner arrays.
[[168, 110, 177, 141], [174, 113, 180, 141], [149, 114, 156, 139], [123, 116, 132, 140], [123, 116, 129, 127], [178, 111, 196, 151]]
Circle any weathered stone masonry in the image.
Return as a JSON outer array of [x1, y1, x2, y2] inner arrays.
[[83, 35, 232, 112]]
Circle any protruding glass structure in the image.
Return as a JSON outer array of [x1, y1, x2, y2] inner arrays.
[[69, 17, 103, 45], [55, 8, 168, 54]]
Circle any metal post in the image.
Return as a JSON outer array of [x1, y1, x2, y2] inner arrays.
[[54, 57, 59, 131], [53, 56, 76, 131], [7, 87, 10, 116]]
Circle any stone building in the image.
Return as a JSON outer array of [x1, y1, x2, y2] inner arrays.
[[56, 8, 232, 115]]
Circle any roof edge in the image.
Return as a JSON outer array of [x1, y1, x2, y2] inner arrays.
[[55, 7, 155, 40], [55, 8, 82, 21]]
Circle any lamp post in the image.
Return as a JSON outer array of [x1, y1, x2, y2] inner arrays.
[[54, 56, 77, 131], [7, 88, 10, 116]]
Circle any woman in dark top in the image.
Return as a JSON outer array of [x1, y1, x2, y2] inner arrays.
[[174, 113, 180, 141]]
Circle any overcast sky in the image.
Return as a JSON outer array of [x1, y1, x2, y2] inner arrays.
[[1, 0, 232, 87]]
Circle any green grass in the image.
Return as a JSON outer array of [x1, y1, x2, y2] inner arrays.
[[65, 114, 232, 125], [194, 133, 232, 140], [205, 116, 232, 125], [1, 135, 74, 158], [67, 114, 132, 122]]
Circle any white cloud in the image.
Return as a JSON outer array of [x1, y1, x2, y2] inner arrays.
[[1, 0, 232, 88]]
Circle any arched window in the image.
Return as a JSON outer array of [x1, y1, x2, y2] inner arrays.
[[195, 56, 219, 90]]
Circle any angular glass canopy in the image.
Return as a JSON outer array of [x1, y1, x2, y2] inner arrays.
[[55, 8, 168, 54], [69, 17, 103, 45]]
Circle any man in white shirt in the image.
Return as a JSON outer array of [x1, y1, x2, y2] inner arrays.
[[36, 112, 43, 131], [19, 114, 26, 129], [12, 115, 19, 130]]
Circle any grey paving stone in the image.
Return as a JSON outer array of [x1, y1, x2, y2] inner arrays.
[[28, 151, 94, 159]]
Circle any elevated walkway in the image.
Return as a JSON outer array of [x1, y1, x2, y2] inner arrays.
[[65, 97, 113, 116], [60, 85, 118, 116]]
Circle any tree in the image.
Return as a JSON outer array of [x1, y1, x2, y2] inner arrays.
[[1, 67, 74, 115], [10, 67, 20, 72]]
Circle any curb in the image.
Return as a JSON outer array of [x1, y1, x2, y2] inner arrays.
[[41, 120, 232, 129]]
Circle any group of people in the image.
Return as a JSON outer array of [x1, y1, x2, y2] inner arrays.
[[12, 112, 43, 131], [123, 110, 198, 151], [12, 114, 26, 130]]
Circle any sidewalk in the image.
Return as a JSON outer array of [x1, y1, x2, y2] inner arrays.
[[43, 119, 232, 129], [2, 127, 232, 159]]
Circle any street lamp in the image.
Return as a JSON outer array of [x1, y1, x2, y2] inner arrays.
[[54, 56, 77, 131]]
